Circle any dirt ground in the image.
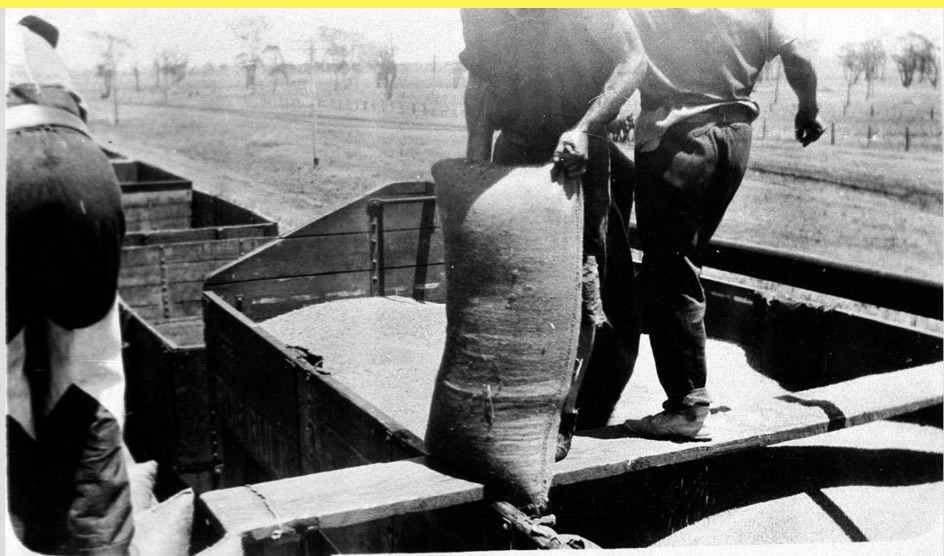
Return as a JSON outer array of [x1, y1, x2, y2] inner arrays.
[[88, 101, 942, 286]]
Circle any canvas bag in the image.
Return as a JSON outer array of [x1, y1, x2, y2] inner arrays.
[[425, 159, 583, 512]]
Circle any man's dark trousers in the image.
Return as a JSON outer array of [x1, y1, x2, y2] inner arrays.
[[634, 117, 753, 411]]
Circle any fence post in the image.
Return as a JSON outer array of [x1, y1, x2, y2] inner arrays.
[[905, 126, 910, 152], [762, 118, 767, 140], [867, 124, 872, 148], [932, 107, 935, 121], [830, 122, 835, 145]]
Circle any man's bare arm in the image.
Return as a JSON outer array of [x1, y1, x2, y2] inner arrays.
[[554, 9, 648, 177], [464, 72, 495, 162], [781, 41, 825, 146]]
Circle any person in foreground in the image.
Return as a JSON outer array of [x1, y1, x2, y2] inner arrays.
[[7, 15, 135, 554], [459, 8, 648, 460], [622, 8, 825, 441]]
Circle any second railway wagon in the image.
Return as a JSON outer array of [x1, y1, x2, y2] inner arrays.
[[111, 151, 279, 492]]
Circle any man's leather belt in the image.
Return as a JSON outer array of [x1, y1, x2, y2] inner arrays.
[[5, 103, 92, 138], [684, 105, 755, 126]]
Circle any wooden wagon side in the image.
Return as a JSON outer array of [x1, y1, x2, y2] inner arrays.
[[203, 181, 440, 486], [111, 153, 279, 492], [198, 178, 942, 554]]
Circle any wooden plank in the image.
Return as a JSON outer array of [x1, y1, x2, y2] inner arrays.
[[120, 258, 235, 287], [124, 207, 192, 228], [122, 237, 273, 267], [124, 223, 278, 247], [206, 265, 446, 322], [199, 362, 942, 543], [122, 188, 192, 208], [552, 361, 943, 485], [206, 230, 443, 285], [125, 216, 192, 234], [120, 282, 205, 321], [200, 457, 484, 542]]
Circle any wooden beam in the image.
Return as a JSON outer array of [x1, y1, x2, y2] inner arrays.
[[199, 362, 942, 544], [200, 458, 484, 542], [552, 361, 943, 486]]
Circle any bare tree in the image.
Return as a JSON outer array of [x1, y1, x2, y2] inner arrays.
[[156, 48, 188, 102], [90, 32, 130, 100], [859, 39, 886, 100], [893, 33, 939, 89], [839, 42, 864, 114], [231, 15, 268, 94], [261, 44, 291, 93], [316, 26, 370, 90], [374, 46, 397, 100]]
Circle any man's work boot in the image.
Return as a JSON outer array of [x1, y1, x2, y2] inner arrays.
[[622, 405, 711, 442], [555, 412, 578, 462]]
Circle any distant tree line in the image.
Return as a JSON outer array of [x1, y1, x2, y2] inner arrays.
[[839, 32, 938, 113]]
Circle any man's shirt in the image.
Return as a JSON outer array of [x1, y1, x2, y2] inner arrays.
[[460, 8, 633, 149], [630, 9, 796, 151]]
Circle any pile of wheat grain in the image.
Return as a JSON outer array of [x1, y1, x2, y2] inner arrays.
[[261, 296, 446, 436], [261, 295, 794, 437]]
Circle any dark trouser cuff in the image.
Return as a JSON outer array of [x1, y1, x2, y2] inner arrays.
[[663, 388, 712, 411]]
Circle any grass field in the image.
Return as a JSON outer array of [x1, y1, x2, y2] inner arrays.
[[78, 62, 943, 290]]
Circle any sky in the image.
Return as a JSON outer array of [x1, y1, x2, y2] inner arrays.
[[4, 8, 943, 71]]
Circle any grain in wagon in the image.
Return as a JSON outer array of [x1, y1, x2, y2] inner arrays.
[[261, 296, 446, 435], [261, 296, 791, 438]]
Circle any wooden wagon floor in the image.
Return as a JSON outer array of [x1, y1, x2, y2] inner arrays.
[[264, 297, 805, 440]]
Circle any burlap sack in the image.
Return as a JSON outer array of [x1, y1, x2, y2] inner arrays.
[[425, 159, 583, 512]]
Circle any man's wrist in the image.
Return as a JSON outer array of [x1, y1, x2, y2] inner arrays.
[[797, 102, 819, 118]]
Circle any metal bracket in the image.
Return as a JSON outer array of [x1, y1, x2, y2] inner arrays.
[[366, 192, 437, 299]]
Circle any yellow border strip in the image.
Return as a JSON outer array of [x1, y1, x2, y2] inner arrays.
[[9, 4, 944, 8]]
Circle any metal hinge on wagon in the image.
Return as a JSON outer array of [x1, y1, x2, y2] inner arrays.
[[366, 193, 438, 300]]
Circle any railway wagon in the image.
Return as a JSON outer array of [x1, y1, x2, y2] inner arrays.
[[111, 152, 279, 492], [196, 178, 943, 554]]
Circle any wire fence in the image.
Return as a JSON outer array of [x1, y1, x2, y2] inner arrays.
[[78, 67, 943, 154]]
